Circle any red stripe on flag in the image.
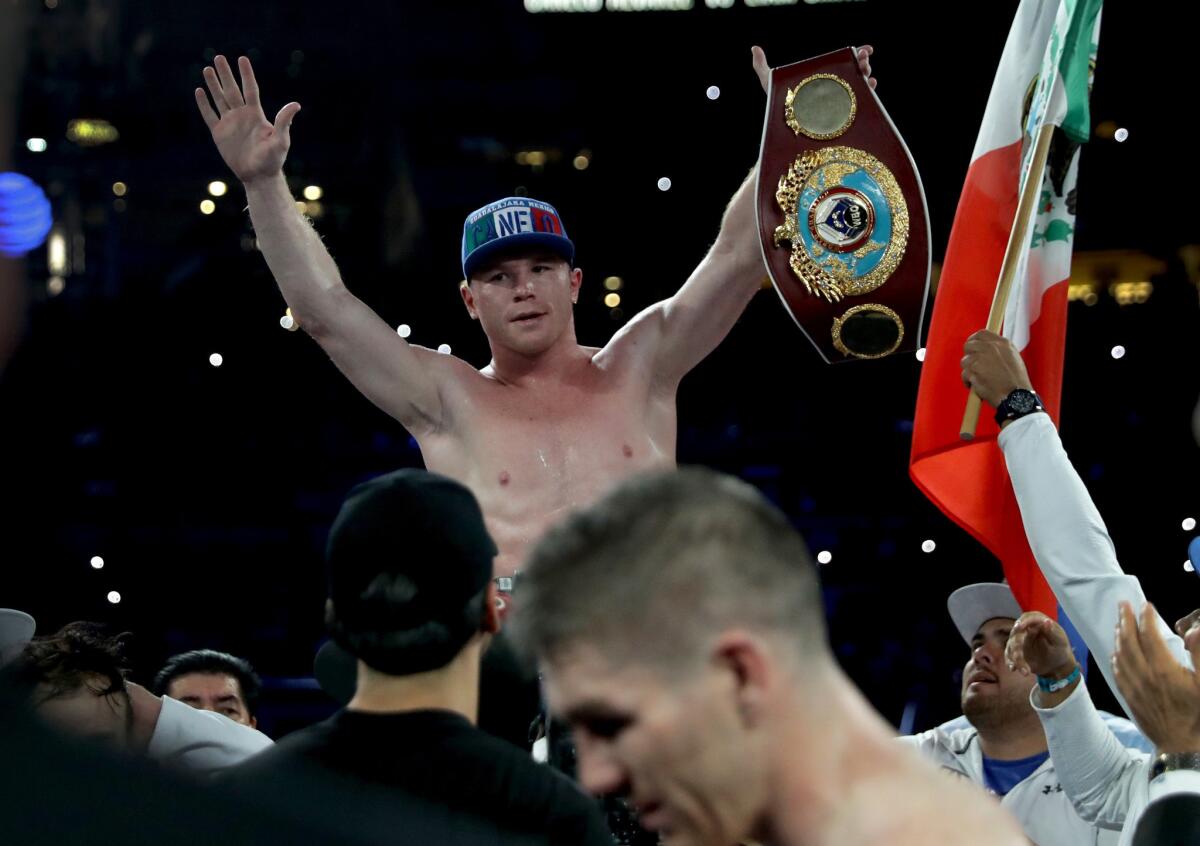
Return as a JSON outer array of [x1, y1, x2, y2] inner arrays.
[[910, 140, 1069, 616]]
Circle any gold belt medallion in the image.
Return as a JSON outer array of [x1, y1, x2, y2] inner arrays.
[[772, 145, 909, 304]]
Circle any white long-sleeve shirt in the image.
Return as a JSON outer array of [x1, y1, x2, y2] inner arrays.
[[998, 413, 1193, 710], [147, 694, 273, 774], [900, 710, 1148, 845], [1031, 680, 1147, 842], [1029, 677, 1199, 846], [1000, 413, 1199, 843], [899, 721, 1121, 845]]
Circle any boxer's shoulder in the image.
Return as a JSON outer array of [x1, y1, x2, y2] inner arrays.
[[593, 304, 673, 378]]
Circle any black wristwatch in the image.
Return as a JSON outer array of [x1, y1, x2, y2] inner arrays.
[[994, 388, 1045, 426], [1149, 751, 1200, 782]]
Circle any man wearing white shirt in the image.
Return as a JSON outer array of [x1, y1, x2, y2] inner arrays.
[[1001, 603, 1200, 846], [961, 329, 1200, 844], [900, 581, 1140, 845], [11, 620, 271, 774]]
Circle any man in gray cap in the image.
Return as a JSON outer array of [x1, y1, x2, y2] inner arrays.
[[228, 469, 609, 845], [900, 581, 1147, 846]]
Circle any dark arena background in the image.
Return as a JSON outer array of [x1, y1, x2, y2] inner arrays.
[[1, 0, 1197, 737]]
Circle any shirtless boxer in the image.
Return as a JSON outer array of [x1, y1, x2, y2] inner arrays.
[[510, 468, 1028, 846], [193, 46, 875, 587]]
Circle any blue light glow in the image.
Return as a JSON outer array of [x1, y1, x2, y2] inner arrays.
[[0, 173, 53, 257]]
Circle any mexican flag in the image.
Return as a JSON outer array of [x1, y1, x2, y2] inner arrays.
[[910, 0, 1103, 615]]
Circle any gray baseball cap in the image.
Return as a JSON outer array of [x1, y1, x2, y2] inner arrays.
[[0, 609, 36, 664], [946, 583, 1023, 645]]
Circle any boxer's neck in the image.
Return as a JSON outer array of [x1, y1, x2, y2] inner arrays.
[[485, 321, 587, 386], [763, 667, 907, 844]]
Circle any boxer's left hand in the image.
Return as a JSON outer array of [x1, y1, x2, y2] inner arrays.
[[855, 45, 875, 89], [751, 44, 875, 95]]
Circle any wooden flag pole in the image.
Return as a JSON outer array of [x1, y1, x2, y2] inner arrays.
[[959, 122, 1057, 441]]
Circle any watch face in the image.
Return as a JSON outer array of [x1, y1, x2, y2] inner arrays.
[[1009, 391, 1037, 414]]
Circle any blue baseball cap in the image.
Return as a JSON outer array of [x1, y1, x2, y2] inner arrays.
[[461, 197, 575, 280]]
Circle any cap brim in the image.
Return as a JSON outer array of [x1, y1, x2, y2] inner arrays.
[[463, 233, 574, 280], [0, 609, 36, 657], [313, 640, 357, 706], [946, 583, 1023, 645]]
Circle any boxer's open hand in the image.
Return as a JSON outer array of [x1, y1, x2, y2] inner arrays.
[[195, 55, 300, 186]]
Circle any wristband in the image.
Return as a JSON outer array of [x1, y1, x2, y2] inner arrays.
[[1037, 664, 1081, 693]]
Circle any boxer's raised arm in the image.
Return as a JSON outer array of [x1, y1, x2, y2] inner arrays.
[[638, 165, 765, 391], [195, 55, 443, 435]]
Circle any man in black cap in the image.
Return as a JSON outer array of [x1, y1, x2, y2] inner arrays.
[[227, 469, 609, 846]]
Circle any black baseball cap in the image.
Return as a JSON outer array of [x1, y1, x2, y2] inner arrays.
[[325, 470, 497, 675]]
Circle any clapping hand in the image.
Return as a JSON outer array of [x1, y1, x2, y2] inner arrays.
[[1113, 602, 1200, 753]]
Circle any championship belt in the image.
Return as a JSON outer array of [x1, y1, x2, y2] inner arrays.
[[757, 48, 931, 362]]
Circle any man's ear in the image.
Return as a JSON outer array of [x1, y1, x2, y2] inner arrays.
[[482, 582, 502, 634], [249, 715, 258, 729], [712, 630, 772, 728], [460, 280, 479, 320], [569, 267, 582, 305]]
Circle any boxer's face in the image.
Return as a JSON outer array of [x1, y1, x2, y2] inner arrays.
[[543, 643, 765, 846], [961, 617, 1036, 726], [462, 251, 581, 356]]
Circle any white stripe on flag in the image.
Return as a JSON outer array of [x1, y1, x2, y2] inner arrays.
[[1000, 0, 1094, 351], [969, 0, 1061, 164]]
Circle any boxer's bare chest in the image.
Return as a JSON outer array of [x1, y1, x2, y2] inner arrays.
[[418, 359, 676, 577]]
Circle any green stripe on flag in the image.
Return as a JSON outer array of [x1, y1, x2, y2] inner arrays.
[[1059, 0, 1103, 143]]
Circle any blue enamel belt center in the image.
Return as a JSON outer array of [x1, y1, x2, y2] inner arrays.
[[796, 163, 893, 279]]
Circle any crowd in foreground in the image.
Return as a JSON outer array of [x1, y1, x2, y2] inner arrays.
[[3, 335, 1198, 846]]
